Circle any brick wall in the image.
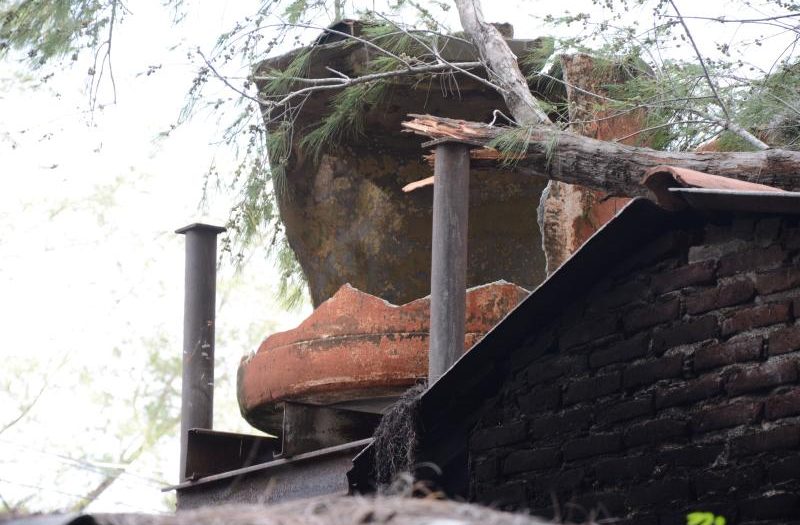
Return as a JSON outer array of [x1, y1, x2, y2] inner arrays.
[[468, 214, 800, 524]]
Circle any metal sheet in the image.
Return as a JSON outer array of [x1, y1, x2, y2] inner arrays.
[[184, 429, 278, 480], [669, 187, 800, 215], [173, 439, 370, 509], [281, 403, 380, 457]]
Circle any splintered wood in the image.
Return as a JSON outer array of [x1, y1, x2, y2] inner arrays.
[[401, 115, 518, 191]]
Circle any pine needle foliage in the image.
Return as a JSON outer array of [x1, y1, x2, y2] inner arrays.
[[0, 0, 114, 65]]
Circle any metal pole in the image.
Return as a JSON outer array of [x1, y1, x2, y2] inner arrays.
[[428, 141, 470, 383], [175, 223, 225, 481]]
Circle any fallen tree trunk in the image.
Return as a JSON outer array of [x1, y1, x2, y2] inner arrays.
[[403, 114, 800, 196]]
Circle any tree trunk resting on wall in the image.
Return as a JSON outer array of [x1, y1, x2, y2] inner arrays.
[[402, 115, 800, 196], [539, 54, 640, 274]]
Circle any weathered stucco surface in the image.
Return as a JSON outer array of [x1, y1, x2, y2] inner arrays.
[[259, 35, 559, 306]]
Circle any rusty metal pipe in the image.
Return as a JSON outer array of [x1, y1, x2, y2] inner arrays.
[[175, 223, 225, 481], [428, 142, 470, 383]]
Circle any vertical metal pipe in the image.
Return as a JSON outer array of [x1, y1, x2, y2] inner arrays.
[[175, 223, 225, 481], [428, 142, 470, 384]]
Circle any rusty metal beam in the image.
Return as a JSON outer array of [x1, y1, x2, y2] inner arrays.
[[175, 223, 226, 482], [428, 141, 471, 383]]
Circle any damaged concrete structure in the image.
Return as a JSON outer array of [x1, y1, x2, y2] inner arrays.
[[171, 20, 800, 524]]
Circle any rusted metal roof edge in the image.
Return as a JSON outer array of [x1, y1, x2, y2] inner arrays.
[[165, 438, 372, 492], [669, 187, 800, 215]]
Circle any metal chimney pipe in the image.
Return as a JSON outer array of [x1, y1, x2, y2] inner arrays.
[[175, 223, 226, 481], [428, 141, 470, 384]]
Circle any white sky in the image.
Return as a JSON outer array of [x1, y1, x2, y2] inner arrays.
[[0, 0, 795, 515]]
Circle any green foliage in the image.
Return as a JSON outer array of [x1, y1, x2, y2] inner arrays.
[[0, 0, 114, 66], [299, 81, 389, 157], [487, 125, 535, 167], [687, 511, 726, 525]]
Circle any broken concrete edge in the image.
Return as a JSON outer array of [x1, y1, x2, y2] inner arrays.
[[237, 281, 530, 433]]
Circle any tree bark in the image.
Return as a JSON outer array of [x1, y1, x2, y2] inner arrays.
[[452, 0, 551, 126], [540, 54, 638, 274], [403, 114, 800, 195]]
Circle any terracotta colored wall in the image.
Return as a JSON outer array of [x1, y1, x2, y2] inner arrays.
[[468, 214, 800, 524]]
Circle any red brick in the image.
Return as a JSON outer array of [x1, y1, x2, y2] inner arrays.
[[768, 455, 800, 483], [502, 447, 560, 475], [685, 278, 754, 315], [755, 267, 800, 294], [694, 333, 762, 371], [560, 314, 619, 350], [612, 232, 688, 277], [732, 425, 800, 456], [656, 375, 722, 409], [739, 492, 800, 520], [718, 244, 785, 277], [694, 465, 763, 495], [725, 358, 797, 396], [470, 421, 527, 450], [563, 433, 622, 460], [630, 478, 690, 506], [563, 372, 621, 405], [518, 384, 561, 413], [623, 355, 683, 389], [530, 406, 591, 439], [692, 399, 762, 433], [625, 419, 688, 447], [652, 315, 719, 352], [534, 467, 585, 492], [721, 302, 791, 337], [623, 297, 680, 333], [689, 239, 748, 264], [589, 333, 649, 368], [768, 323, 800, 356], [659, 443, 724, 467], [765, 387, 800, 420], [528, 355, 586, 385], [651, 260, 717, 294], [596, 396, 653, 425], [595, 454, 655, 482], [590, 279, 650, 311]]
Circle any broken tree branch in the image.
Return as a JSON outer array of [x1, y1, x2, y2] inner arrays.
[[452, 0, 552, 126], [402, 114, 800, 196]]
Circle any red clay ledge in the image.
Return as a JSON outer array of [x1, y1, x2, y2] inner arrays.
[[237, 282, 528, 431]]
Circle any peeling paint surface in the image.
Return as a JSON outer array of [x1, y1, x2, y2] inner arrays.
[[238, 282, 528, 432]]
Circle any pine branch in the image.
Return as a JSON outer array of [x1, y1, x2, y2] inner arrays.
[[669, 0, 769, 150]]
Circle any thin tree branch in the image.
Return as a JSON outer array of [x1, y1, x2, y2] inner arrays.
[[369, 12, 509, 94], [669, 1, 730, 120], [669, 0, 769, 150], [662, 13, 800, 24], [613, 119, 714, 143], [453, 0, 552, 125], [0, 379, 47, 436]]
